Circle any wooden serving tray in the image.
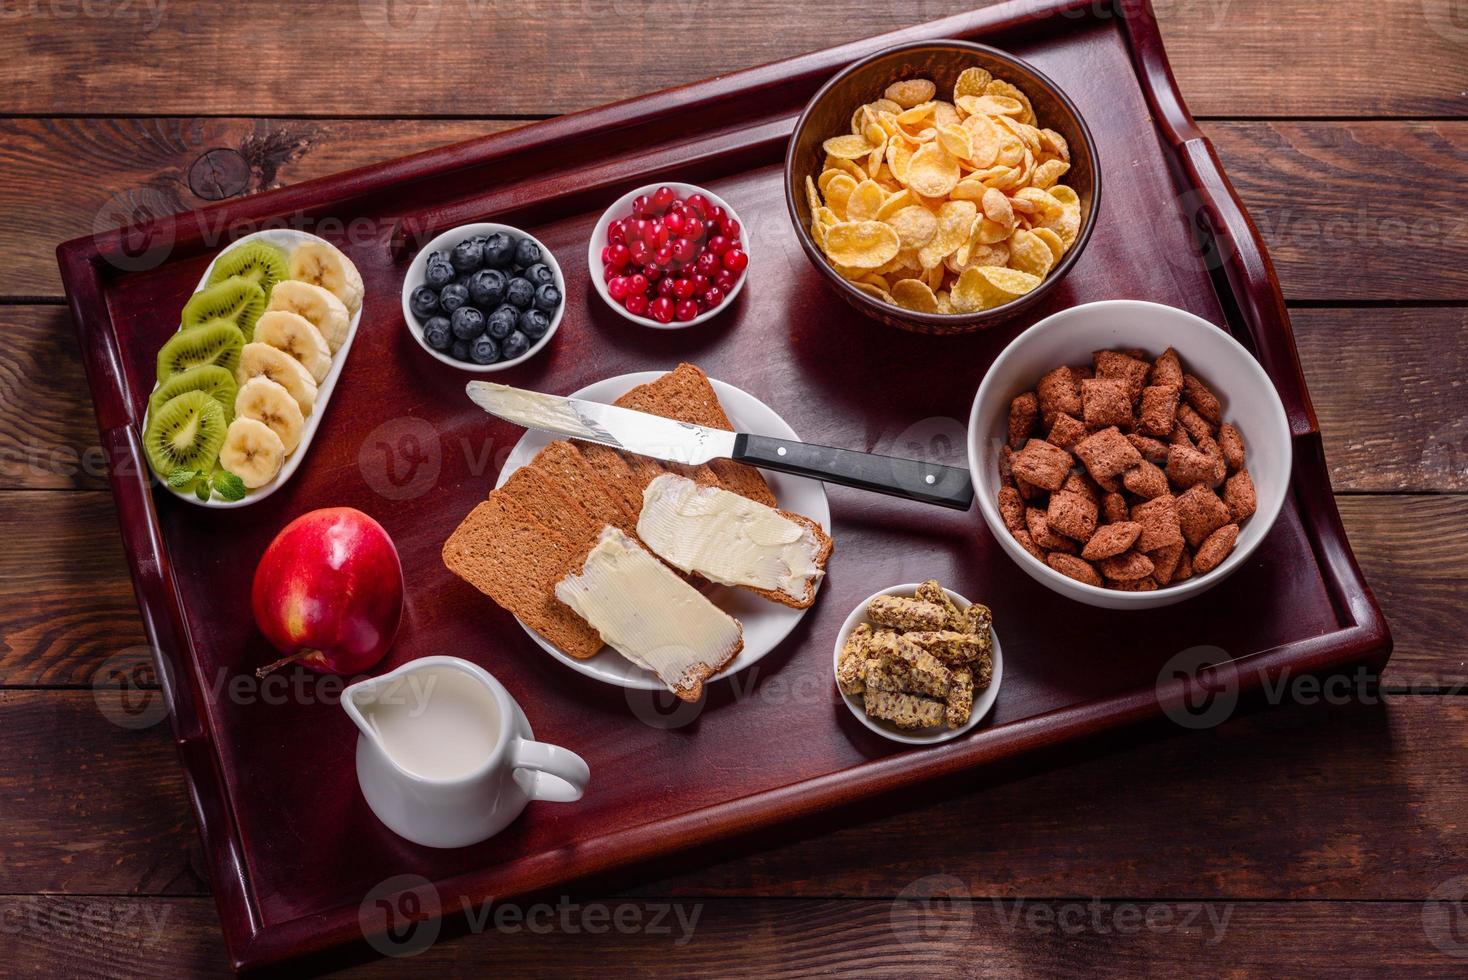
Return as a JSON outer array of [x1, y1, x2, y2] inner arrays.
[[57, 0, 1390, 970]]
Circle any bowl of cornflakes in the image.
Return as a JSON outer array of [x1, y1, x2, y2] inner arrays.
[[784, 40, 1100, 334]]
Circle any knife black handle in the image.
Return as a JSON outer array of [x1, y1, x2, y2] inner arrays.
[[732, 433, 974, 510]]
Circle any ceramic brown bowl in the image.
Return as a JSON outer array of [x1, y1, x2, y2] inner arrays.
[[784, 40, 1100, 335]]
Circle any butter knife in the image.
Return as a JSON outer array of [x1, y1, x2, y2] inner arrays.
[[467, 381, 974, 510]]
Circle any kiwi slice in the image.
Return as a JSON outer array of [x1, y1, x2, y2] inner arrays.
[[144, 390, 227, 480], [181, 276, 266, 340], [156, 320, 244, 380], [207, 240, 288, 298], [149, 364, 237, 423]]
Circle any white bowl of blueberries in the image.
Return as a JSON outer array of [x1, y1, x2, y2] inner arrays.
[[402, 223, 565, 371]]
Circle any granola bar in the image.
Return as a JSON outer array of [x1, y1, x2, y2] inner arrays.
[[945, 667, 974, 729], [862, 689, 946, 730], [914, 579, 966, 631], [835, 623, 873, 696], [867, 595, 950, 631], [903, 629, 990, 665], [868, 631, 952, 698]]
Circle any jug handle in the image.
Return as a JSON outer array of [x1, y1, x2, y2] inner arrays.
[[510, 738, 590, 803]]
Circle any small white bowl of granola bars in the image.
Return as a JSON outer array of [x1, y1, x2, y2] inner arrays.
[[832, 581, 1002, 745]]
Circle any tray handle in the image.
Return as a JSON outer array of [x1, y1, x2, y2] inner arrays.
[[102, 424, 206, 743]]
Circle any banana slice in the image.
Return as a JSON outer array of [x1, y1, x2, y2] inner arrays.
[[254, 311, 332, 383], [236, 342, 318, 417], [219, 417, 286, 488], [266, 280, 350, 353], [288, 241, 363, 315], [235, 376, 305, 455]]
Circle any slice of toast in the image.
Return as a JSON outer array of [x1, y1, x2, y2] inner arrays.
[[637, 474, 833, 609], [528, 440, 633, 529], [494, 465, 601, 551], [572, 441, 648, 517], [614, 362, 777, 507], [555, 526, 744, 701], [441, 495, 603, 659]]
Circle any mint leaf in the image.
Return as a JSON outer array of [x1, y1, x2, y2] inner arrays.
[[212, 471, 247, 502], [193, 479, 211, 502], [167, 468, 198, 488]]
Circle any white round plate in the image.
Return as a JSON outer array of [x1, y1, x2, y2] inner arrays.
[[144, 228, 363, 508], [832, 583, 1003, 745], [495, 372, 830, 693], [401, 222, 565, 372], [586, 182, 750, 330]]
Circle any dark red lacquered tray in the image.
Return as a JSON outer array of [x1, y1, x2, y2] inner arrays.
[[58, 0, 1389, 970]]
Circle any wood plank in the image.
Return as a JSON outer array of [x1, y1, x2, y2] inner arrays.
[[4, 692, 1466, 899], [0, 1, 1462, 118], [1293, 308, 1468, 493], [0, 491, 1461, 686], [0, 117, 507, 297], [6, 119, 1465, 299], [1203, 121, 1468, 302], [5, 896, 1468, 977]]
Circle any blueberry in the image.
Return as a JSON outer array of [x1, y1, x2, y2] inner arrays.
[[518, 307, 550, 340], [451, 238, 484, 271], [482, 232, 515, 268], [533, 282, 562, 312], [409, 285, 440, 319], [501, 330, 530, 361], [450, 339, 471, 362], [524, 262, 555, 287], [514, 237, 542, 268], [487, 304, 519, 339], [425, 257, 455, 288], [422, 316, 452, 351], [439, 282, 470, 313], [450, 305, 485, 340], [506, 277, 535, 310], [468, 268, 508, 307], [470, 334, 501, 365]]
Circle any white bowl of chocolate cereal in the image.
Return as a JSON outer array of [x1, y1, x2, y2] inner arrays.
[[832, 581, 1002, 745]]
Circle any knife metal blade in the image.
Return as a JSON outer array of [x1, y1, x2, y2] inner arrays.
[[466, 381, 737, 465]]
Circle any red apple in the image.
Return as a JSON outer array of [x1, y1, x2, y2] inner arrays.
[[252, 507, 404, 678]]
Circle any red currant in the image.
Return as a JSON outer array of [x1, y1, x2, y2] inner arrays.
[[695, 251, 720, 276], [720, 216, 741, 240], [664, 210, 686, 236], [629, 241, 652, 265], [657, 277, 677, 298], [703, 285, 725, 309], [723, 248, 748, 272], [675, 299, 699, 322], [654, 243, 674, 267], [714, 268, 737, 291], [707, 205, 727, 226], [672, 237, 699, 263], [692, 273, 711, 294], [672, 277, 695, 300], [628, 273, 649, 295], [651, 186, 676, 213], [625, 293, 648, 316], [631, 194, 653, 217], [706, 234, 730, 256], [603, 264, 618, 283], [650, 297, 675, 323], [607, 220, 626, 245], [642, 262, 663, 281], [685, 193, 710, 217], [683, 213, 706, 240], [607, 276, 629, 301]]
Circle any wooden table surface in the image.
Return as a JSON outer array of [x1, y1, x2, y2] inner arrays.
[[3, 0, 1466, 974]]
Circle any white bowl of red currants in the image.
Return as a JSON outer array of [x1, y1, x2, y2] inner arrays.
[[402, 223, 565, 372], [587, 182, 751, 329]]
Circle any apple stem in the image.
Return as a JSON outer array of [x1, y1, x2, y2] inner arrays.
[[255, 649, 318, 679]]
